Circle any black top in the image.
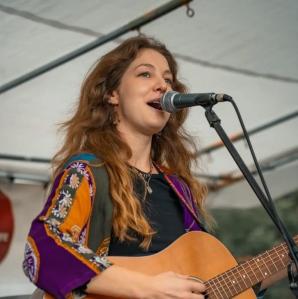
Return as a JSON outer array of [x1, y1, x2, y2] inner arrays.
[[108, 173, 186, 256]]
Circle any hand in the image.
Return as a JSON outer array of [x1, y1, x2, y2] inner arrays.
[[86, 266, 206, 299], [144, 271, 206, 299]]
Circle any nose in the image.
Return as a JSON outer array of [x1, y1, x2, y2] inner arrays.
[[154, 77, 168, 94]]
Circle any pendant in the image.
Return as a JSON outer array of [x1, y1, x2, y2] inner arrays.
[[147, 184, 153, 194]]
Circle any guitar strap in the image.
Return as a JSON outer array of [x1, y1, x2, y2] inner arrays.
[[63, 153, 113, 253], [87, 160, 113, 253]]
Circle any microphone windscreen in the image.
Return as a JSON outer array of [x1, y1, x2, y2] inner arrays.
[[160, 91, 178, 113]]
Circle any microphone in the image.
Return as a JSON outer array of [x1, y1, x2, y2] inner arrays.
[[160, 91, 233, 113]]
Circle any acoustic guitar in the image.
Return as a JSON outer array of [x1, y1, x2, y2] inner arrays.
[[88, 231, 296, 299], [42, 231, 295, 299]]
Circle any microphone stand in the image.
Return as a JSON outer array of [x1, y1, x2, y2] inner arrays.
[[203, 105, 298, 297]]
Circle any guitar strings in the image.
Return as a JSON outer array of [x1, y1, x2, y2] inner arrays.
[[205, 257, 287, 299], [205, 248, 288, 298], [204, 236, 297, 298], [203, 241, 292, 299], [208, 238, 290, 286]]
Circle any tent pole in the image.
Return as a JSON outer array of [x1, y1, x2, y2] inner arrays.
[[198, 110, 298, 155], [0, 0, 192, 94]]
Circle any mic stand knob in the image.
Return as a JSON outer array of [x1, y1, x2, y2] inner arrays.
[[288, 262, 298, 296]]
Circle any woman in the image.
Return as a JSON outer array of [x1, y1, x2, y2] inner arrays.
[[23, 35, 271, 299]]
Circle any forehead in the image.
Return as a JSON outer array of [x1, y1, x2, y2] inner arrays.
[[129, 48, 170, 71]]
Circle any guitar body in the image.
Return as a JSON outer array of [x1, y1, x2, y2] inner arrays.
[[86, 231, 256, 299]]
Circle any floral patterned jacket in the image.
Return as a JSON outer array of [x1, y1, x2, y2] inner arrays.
[[23, 154, 203, 298]]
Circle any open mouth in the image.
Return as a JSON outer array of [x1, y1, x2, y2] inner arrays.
[[147, 100, 162, 110]]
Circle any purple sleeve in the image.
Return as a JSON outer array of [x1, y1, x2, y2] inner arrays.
[[23, 162, 112, 298]]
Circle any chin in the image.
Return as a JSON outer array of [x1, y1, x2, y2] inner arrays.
[[144, 124, 167, 136], [138, 116, 169, 136]]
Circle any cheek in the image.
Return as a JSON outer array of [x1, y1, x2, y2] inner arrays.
[[165, 112, 171, 121], [118, 86, 148, 112], [164, 113, 173, 127], [115, 93, 139, 120], [120, 76, 150, 98], [160, 112, 171, 129]]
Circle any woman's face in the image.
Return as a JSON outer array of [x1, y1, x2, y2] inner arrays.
[[109, 48, 173, 137]]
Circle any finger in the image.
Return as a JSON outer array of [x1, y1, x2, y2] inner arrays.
[[187, 275, 203, 283], [166, 271, 182, 277], [188, 281, 206, 293], [175, 273, 201, 281], [175, 273, 189, 279], [187, 276, 205, 287], [190, 293, 206, 299]]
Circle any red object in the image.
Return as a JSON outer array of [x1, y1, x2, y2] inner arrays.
[[0, 190, 14, 263]]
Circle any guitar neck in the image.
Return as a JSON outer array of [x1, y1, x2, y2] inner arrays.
[[205, 236, 297, 298]]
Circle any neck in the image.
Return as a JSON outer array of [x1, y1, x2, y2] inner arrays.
[[119, 130, 153, 172]]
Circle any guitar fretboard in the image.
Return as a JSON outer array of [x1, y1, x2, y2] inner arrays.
[[204, 236, 297, 299]]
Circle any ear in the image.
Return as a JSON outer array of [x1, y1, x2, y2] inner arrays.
[[108, 90, 120, 105]]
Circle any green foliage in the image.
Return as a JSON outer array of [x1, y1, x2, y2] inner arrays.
[[211, 191, 298, 299]]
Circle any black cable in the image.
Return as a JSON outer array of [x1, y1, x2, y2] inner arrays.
[[225, 98, 298, 282]]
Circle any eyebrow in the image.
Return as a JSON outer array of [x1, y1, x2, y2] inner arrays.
[[134, 63, 173, 76]]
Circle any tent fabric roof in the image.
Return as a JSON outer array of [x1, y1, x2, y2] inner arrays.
[[0, 0, 298, 198]]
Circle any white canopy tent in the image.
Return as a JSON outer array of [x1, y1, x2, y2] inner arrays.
[[0, 0, 297, 296]]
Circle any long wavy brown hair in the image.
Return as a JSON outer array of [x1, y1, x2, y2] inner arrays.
[[53, 35, 210, 248]]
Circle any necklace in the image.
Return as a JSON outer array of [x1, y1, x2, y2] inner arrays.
[[130, 162, 153, 195]]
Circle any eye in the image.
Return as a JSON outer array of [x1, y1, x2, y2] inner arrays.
[[139, 71, 151, 78], [165, 78, 173, 85]]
